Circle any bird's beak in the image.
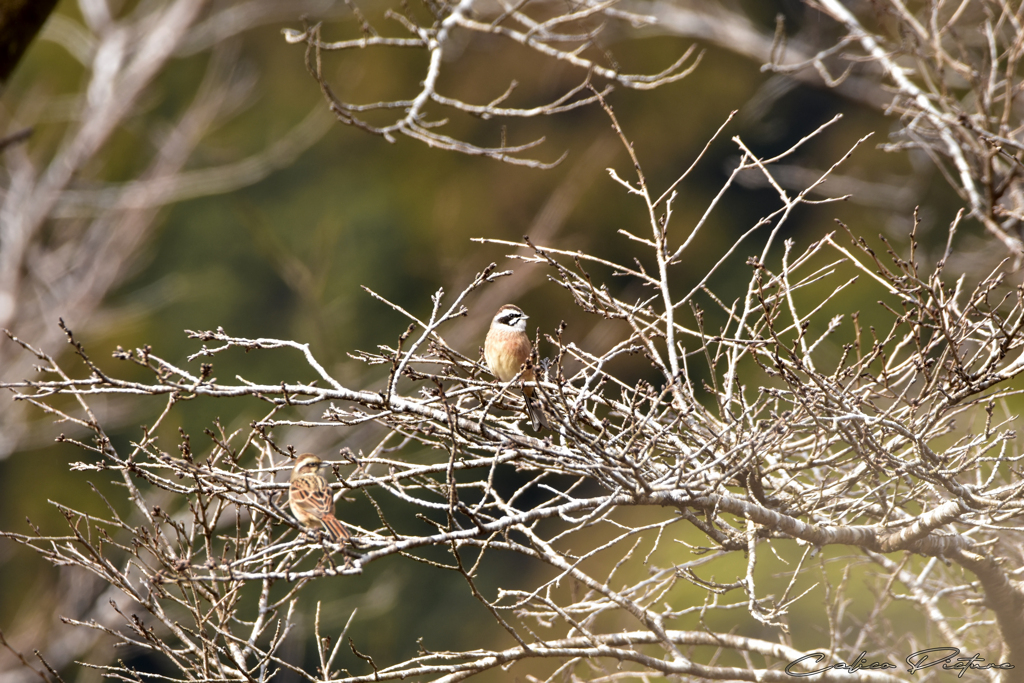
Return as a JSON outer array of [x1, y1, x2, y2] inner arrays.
[[522, 314, 529, 320]]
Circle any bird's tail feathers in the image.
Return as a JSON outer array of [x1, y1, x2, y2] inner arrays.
[[526, 395, 549, 432], [321, 515, 351, 544]]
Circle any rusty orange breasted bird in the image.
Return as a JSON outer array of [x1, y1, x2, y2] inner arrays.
[[484, 304, 548, 431]]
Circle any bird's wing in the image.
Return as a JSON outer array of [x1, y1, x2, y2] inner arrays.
[[291, 475, 334, 518]]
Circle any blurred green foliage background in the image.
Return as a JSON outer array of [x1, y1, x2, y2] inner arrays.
[[0, 0, 978, 679]]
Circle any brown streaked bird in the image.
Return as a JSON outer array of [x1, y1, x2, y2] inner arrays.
[[288, 454, 350, 544], [484, 304, 548, 431]]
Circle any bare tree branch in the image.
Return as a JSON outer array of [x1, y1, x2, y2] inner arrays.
[[6, 98, 1024, 680]]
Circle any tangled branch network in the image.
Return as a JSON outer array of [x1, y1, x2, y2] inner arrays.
[[762, 0, 1024, 260], [283, 0, 701, 167], [4, 111, 1024, 682]]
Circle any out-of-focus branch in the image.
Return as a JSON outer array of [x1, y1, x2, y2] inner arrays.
[[620, 1, 1024, 261], [0, 0, 334, 459], [632, 0, 890, 109], [0, 0, 60, 83], [812, 0, 1024, 257], [52, 105, 335, 217]]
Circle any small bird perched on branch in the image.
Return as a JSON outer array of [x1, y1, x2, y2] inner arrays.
[[484, 304, 548, 431], [289, 453, 350, 544]]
